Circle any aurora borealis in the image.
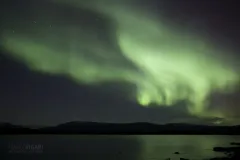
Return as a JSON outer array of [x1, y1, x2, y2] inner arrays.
[[0, 0, 240, 125]]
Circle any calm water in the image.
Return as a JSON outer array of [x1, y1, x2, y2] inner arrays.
[[0, 135, 239, 160]]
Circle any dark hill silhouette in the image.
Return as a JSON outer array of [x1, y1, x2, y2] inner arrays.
[[0, 122, 35, 133], [1, 121, 240, 135]]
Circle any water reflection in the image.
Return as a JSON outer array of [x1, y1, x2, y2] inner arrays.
[[139, 135, 240, 160], [0, 135, 240, 160], [0, 135, 143, 160]]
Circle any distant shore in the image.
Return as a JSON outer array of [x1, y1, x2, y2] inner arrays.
[[1, 122, 240, 135]]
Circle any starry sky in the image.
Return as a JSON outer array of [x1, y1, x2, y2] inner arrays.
[[0, 0, 240, 126]]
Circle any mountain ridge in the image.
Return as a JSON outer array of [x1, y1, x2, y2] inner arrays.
[[1, 121, 240, 135]]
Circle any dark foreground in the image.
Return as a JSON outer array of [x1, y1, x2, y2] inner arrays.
[[0, 134, 240, 160], [208, 143, 240, 160], [1, 122, 240, 160]]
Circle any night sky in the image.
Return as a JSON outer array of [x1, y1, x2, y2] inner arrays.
[[0, 0, 240, 126]]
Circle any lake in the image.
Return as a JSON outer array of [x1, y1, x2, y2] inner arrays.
[[0, 135, 239, 160]]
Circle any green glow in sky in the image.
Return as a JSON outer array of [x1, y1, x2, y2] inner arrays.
[[1, 0, 239, 121]]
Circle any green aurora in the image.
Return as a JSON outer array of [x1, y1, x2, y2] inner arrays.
[[1, 0, 240, 124]]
